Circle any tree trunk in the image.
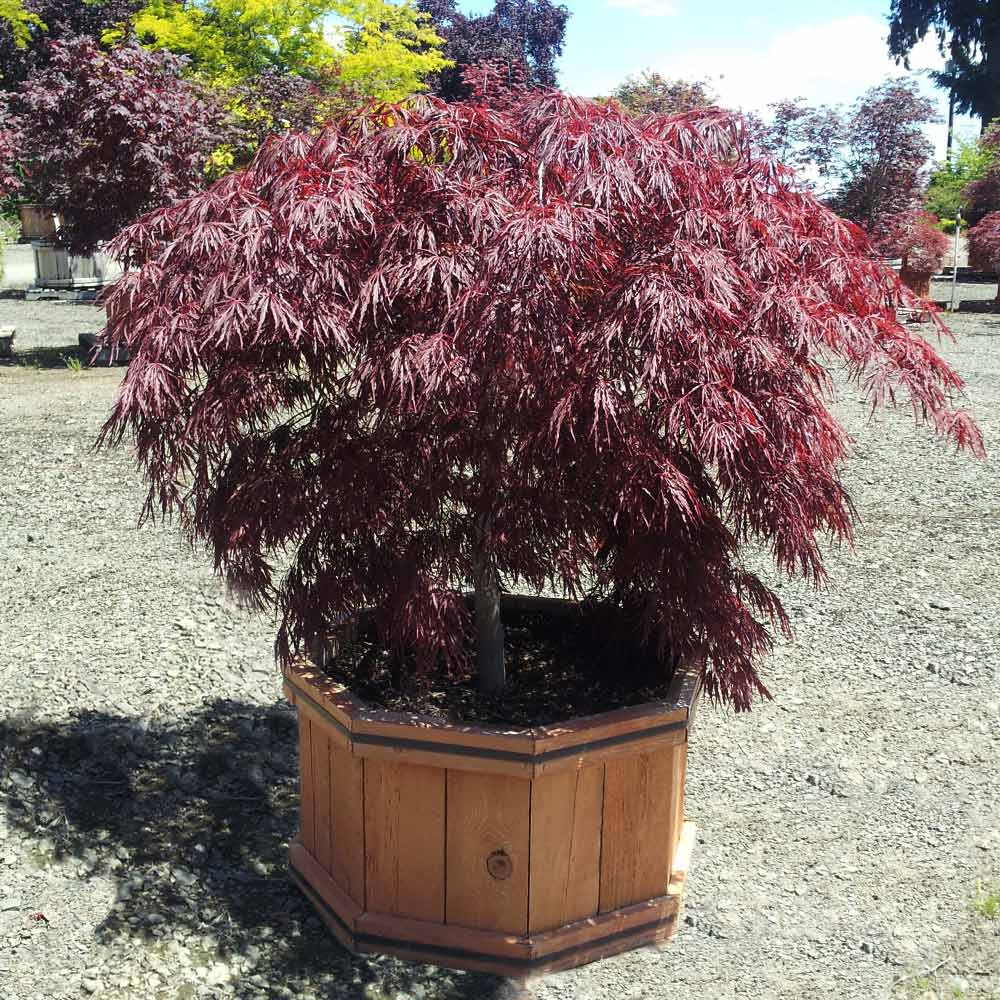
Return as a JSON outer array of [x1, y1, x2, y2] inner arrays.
[[473, 527, 505, 693]]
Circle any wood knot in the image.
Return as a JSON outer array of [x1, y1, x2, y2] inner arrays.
[[486, 849, 512, 881]]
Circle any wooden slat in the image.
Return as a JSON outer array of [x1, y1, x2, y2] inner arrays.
[[531, 726, 686, 777], [352, 739, 534, 778], [599, 746, 677, 913], [532, 702, 688, 756], [329, 743, 366, 905], [353, 939, 530, 977], [528, 891, 679, 960], [288, 680, 353, 752], [528, 765, 604, 934], [290, 839, 362, 930], [530, 911, 677, 975], [313, 725, 333, 874], [364, 760, 445, 922], [665, 661, 701, 717], [668, 740, 688, 862], [283, 662, 364, 731], [356, 910, 531, 961], [446, 771, 531, 934], [297, 712, 315, 854], [352, 710, 536, 754], [668, 820, 696, 898]]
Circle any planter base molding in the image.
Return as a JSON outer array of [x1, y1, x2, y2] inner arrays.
[[283, 595, 701, 976], [289, 821, 695, 976]]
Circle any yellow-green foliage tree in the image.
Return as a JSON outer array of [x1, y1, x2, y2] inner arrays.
[[0, 0, 44, 48], [117, 0, 448, 99]]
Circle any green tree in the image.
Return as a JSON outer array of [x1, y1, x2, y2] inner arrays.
[[888, 1, 1000, 132], [603, 71, 714, 116], [117, 0, 448, 98], [0, 0, 43, 48], [924, 135, 995, 222]]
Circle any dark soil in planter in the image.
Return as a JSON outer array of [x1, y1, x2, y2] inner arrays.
[[317, 603, 680, 727]]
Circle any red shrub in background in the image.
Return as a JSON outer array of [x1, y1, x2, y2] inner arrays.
[[6, 37, 226, 253], [100, 93, 982, 710], [968, 211, 1000, 299], [887, 209, 950, 273]]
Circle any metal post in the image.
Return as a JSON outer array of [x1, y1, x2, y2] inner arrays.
[[949, 209, 961, 312]]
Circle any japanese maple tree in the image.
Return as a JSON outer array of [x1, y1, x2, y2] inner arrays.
[[830, 78, 937, 250], [887, 209, 950, 273], [968, 210, 1000, 299], [6, 36, 226, 253], [100, 93, 982, 710]]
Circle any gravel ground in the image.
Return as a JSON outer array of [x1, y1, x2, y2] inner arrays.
[[1, 280, 998, 1000]]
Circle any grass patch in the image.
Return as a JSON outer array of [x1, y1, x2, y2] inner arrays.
[[973, 883, 1000, 919]]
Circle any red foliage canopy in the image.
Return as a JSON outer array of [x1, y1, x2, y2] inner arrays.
[[5, 37, 225, 253], [100, 93, 982, 710], [887, 209, 950, 273], [968, 211, 1000, 270]]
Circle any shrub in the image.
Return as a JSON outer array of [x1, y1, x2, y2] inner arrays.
[[829, 78, 937, 252], [100, 94, 982, 710], [968, 211, 1000, 297], [887, 209, 950, 273], [6, 36, 227, 253]]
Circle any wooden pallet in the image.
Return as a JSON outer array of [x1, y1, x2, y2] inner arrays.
[[283, 599, 700, 976]]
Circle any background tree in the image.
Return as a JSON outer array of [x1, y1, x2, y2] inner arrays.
[[0, 0, 43, 49], [967, 209, 1000, 297], [4, 36, 225, 251], [750, 97, 844, 195], [603, 71, 714, 116], [924, 132, 995, 225], [99, 95, 980, 707], [417, 0, 568, 101], [888, 0, 1000, 132], [122, 0, 448, 99], [223, 67, 359, 165], [828, 78, 937, 252], [0, 0, 139, 88], [959, 123, 1000, 223]]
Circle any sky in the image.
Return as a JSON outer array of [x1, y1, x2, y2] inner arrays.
[[460, 0, 980, 159]]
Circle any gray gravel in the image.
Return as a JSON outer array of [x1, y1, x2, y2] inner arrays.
[[1, 280, 998, 1000]]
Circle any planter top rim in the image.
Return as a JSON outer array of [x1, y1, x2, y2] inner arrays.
[[282, 655, 701, 762]]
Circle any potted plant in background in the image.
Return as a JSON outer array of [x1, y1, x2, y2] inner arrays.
[[0, 37, 225, 292], [968, 210, 1000, 302], [889, 208, 950, 297], [99, 92, 982, 976]]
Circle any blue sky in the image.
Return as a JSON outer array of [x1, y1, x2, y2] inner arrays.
[[459, 0, 979, 158]]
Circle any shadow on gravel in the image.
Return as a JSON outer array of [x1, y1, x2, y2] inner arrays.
[[1, 702, 515, 1000], [0, 345, 87, 369]]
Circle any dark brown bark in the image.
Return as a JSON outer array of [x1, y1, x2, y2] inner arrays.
[[473, 553, 505, 693]]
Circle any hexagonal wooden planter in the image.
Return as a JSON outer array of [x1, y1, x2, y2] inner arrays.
[[282, 596, 701, 977]]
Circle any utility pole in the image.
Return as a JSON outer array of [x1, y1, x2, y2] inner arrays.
[[949, 208, 962, 312], [947, 87, 956, 163], [945, 59, 957, 164]]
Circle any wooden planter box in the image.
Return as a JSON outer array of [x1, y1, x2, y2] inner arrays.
[[32, 242, 108, 290], [282, 596, 701, 977], [18, 204, 60, 242], [900, 267, 933, 298]]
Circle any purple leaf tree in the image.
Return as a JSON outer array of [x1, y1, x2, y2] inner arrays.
[[5, 36, 227, 253]]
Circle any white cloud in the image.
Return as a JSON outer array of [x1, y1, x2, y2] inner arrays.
[[650, 15, 974, 158], [606, 0, 677, 18], [660, 16, 937, 111]]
